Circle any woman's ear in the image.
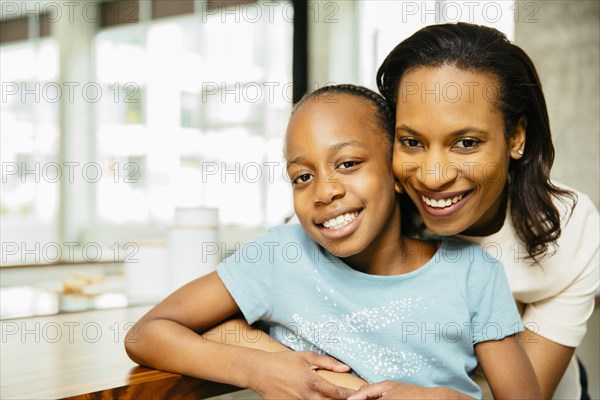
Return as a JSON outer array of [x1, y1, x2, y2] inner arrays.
[[510, 116, 527, 160], [394, 179, 404, 194]]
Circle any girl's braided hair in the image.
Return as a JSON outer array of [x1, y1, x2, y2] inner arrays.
[[293, 84, 395, 158]]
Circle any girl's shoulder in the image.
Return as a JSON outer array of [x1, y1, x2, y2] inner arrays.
[[229, 224, 316, 257], [260, 223, 319, 250], [436, 237, 505, 276], [435, 238, 512, 308], [260, 223, 308, 240]]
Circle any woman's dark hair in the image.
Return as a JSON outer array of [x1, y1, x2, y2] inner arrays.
[[294, 84, 395, 159], [377, 22, 576, 261]]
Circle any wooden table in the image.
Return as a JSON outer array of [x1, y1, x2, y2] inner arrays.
[[0, 306, 244, 399]]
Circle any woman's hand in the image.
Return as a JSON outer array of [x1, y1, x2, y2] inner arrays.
[[246, 350, 356, 399], [347, 381, 474, 400]]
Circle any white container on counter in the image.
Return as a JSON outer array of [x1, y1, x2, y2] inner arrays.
[[125, 240, 169, 305], [167, 207, 219, 292]]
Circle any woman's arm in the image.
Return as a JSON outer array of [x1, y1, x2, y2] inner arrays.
[[347, 381, 474, 400], [348, 335, 541, 400], [125, 271, 355, 399], [518, 329, 574, 398], [475, 335, 541, 399], [202, 319, 368, 390]]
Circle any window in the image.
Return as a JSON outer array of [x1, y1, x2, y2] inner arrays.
[[92, 4, 294, 241], [1, 38, 60, 263], [1, 1, 295, 265]]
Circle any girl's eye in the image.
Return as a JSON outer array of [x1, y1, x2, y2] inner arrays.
[[453, 138, 480, 149], [338, 161, 359, 169], [399, 137, 423, 148], [292, 173, 313, 185]]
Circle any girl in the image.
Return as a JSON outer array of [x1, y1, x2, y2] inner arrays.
[[353, 22, 599, 400], [125, 85, 540, 399]]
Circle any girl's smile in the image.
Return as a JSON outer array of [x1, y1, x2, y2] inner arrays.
[[316, 208, 364, 240]]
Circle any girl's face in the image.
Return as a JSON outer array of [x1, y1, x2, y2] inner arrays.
[[285, 94, 400, 259], [393, 66, 525, 236]]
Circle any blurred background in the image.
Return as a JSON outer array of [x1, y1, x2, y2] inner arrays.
[[0, 0, 598, 397]]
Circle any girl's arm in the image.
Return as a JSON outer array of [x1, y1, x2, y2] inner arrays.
[[475, 335, 542, 399], [125, 271, 355, 399], [202, 319, 368, 390]]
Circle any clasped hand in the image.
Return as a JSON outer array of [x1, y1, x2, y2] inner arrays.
[[247, 352, 470, 399], [247, 350, 354, 399]]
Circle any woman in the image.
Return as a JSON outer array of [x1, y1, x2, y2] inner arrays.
[[353, 22, 598, 399]]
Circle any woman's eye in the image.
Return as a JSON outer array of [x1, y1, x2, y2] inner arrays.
[[338, 161, 359, 169], [292, 173, 312, 185], [454, 138, 479, 149], [399, 137, 423, 148]]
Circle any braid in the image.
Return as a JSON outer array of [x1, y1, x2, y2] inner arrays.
[[293, 84, 395, 155]]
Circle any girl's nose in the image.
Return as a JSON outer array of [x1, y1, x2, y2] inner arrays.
[[313, 171, 345, 205]]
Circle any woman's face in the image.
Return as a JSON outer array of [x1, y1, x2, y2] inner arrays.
[[392, 65, 525, 236]]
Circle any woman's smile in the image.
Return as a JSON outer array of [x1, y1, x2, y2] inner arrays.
[[415, 189, 473, 217]]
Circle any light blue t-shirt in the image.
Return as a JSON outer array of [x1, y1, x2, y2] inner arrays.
[[217, 224, 524, 398]]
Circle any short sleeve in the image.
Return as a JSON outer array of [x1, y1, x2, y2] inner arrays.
[[217, 228, 282, 324], [469, 260, 525, 344], [521, 193, 599, 347]]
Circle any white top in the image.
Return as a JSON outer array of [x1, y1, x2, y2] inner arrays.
[[459, 184, 599, 398]]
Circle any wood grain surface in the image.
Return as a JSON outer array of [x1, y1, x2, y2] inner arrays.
[[1, 306, 243, 399]]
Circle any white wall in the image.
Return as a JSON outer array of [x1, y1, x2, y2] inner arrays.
[[514, 8, 600, 394], [514, 0, 600, 208]]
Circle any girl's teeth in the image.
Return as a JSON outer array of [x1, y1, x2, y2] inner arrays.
[[322, 212, 359, 230], [422, 194, 464, 209]]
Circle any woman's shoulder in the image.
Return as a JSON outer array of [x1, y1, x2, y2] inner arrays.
[[550, 181, 598, 244], [553, 181, 598, 214], [504, 182, 598, 282], [551, 181, 597, 218], [466, 182, 597, 252]]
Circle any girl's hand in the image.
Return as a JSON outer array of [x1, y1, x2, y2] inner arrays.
[[347, 380, 474, 400], [246, 350, 356, 399]]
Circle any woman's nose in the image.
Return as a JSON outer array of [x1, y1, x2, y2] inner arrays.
[[418, 153, 460, 190]]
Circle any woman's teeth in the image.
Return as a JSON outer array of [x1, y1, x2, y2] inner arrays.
[[422, 194, 464, 208], [322, 212, 359, 229]]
